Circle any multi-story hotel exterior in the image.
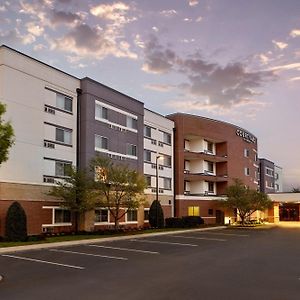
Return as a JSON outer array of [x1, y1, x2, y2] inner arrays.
[[258, 158, 275, 193], [167, 113, 259, 224], [143, 109, 174, 219], [0, 45, 80, 236]]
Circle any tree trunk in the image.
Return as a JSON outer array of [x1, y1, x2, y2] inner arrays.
[[74, 211, 79, 233]]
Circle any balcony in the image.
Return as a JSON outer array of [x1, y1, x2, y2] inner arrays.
[[184, 172, 228, 182], [184, 150, 228, 163]]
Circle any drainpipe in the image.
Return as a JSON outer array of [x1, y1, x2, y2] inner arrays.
[[76, 88, 82, 170]]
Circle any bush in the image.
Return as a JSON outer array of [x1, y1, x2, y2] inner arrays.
[[182, 216, 204, 228], [165, 217, 184, 228], [149, 200, 164, 228], [5, 201, 28, 242]]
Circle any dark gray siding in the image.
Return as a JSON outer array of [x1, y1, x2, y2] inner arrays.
[[259, 158, 275, 193]]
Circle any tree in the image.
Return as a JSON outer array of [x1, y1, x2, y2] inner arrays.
[[5, 201, 27, 241], [91, 156, 146, 230], [292, 187, 300, 193], [0, 102, 14, 165], [149, 200, 164, 228], [49, 167, 97, 233], [223, 179, 272, 226]]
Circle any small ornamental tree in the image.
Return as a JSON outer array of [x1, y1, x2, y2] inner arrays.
[[0, 102, 14, 166], [224, 179, 272, 226], [149, 200, 164, 228], [91, 156, 146, 230], [49, 167, 97, 233], [5, 201, 27, 241]]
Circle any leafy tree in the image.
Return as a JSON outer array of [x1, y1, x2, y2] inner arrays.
[[91, 156, 146, 229], [224, 179, 272, 226], [49, 167, 97, 233], [149, 200, 164, 228], [5, 201, 27, 241], [0, 102, 14, 165]]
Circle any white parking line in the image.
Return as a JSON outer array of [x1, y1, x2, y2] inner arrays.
[[50, 249, 128, 261], [2, 254, 84, 270], [87, 244, 160, 254], [198, 232, 249, 237], [172, 235, 226, 242], [130, 239, 198, 247]]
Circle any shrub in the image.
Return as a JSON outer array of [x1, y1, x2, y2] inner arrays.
[[182, 216, 204, 228], [165, 217, 184, 228], [149, 200, 164, 228], [5, 201, 28, 242]]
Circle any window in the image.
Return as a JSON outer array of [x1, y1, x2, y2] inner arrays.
[[266, 167, 274, 177], [162, 132, 171, 144], [163, 178, 172, 190], [95, 209, 109, 223], [144, 209, 149, 221], [55, 161, 71, 177], [163, 155, 172, 167], [144, 150, 152, 162], [275, 184, 279, 191], [245, 167, 250, 176], [55, 127, 72, 145], [127, 210, 137, 222], [145, 175, 151, 187], [244, 149, 250, 157], [144, 126, 151, 138], [208, 182, 214, 193], [254, 153, 258, 161], [95, 135, 108, 150], [56, 93, 72, 113], [95, 104, 108, 120], [126, 116, 137, 130], [208, 208, 213, 216], [54, 209, 71, 223], [188, 206, 200, 216], [207, 161, 214, 173], [127, 144, 137, 156], [207, 141, 213, 153], [275, 173, 279, 180]]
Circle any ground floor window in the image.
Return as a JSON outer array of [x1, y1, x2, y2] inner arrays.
[[144, 209, 150, 222], [54, 208, 71, 223], [127, 209, 138, 222], [95, 209, 109, 223], [188, 206, 200, 216]]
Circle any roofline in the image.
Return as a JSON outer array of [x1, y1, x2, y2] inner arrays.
[[166, 112, 258, 139], [0, 44, 79, 80], [144, 108, 175, 124], [259, 158, 275, 164], [81, 77, 144, 105]]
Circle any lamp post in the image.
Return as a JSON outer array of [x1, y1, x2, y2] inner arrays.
[[156, 155, 163, 227]]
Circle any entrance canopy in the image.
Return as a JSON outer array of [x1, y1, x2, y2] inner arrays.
[[268, 192, 300, 203]]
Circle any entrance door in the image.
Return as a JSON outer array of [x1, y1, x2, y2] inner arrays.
[[216, 210, 224, 224], [279, 204, 299, 221]]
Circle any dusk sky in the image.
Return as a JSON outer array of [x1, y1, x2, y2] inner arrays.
[[0, 0, 299, 190]]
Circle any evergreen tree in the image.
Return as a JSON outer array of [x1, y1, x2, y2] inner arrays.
[[149, 200, 164, 228]]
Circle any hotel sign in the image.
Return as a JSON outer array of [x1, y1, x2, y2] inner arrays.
[[236, 129, 256, 144]]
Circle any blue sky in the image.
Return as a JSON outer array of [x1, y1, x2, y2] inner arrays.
[[1, 0, 300, 190]]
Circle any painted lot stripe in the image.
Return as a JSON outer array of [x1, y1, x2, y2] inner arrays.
[[130, 239, 198, 247], [2, 254, 84, 270], [50, 249, 128, 261], [172, 235, 226, 242], [197, 232, 249, 237], [87, 244, 159, 255]]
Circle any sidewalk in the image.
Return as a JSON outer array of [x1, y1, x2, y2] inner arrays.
[[0, 226, 226, 254]]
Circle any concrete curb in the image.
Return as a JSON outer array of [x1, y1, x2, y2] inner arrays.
[[0, 226, 226, 254]]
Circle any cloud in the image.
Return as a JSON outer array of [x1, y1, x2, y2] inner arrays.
[[290, 29, 300, 38], [195, 16, 203, 22], [134, 34, 145, 48], [0, 29, 35, 45], [152, 26, 159, 32], [26, 22, 44, 36], [258, 54, 270, 65], [52, 23, 137, 59], [0, 5, 7, 12], [272, 40, 288, 50], [288, 76, 300, 82], [50, 9, 82, 26], [144, 83, 175, 92], [160, 9, 177, 17], [269, 62, 300, 71], [189, 0, 199, 6]]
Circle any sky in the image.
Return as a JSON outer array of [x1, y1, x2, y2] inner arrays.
[[0, 0, 300, 191]]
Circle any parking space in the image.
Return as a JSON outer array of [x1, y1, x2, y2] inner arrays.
[[2, 227, 300, 300]]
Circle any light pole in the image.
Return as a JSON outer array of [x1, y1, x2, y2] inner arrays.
[[156, 155, 163, 227]]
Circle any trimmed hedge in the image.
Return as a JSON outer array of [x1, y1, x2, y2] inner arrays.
[[165, 216, 204, 228]]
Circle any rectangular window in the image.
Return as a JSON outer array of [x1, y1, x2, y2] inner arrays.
[[145, 175, 151, 187], [188, 206, 200, 216], [254, 153, 258, 161], [162, 132, 171, 144], [95, 135, 108, 150], [55, 127, 72, 145], [244, 149, 250, 157], [126, 116, 137, 130], [144, 126, 151, 138], [144, 209, 149, 221], [95, 209, 109, 223], [55, 161, 71, 177], [54, 209, 71, 223], [144, 150, 152, 162], [163, 155, 172, 167], [56, 93, 72, 113], [127, 144, 137, 156], [127, 210, 137, 222], [95, 104, 108, 120], [207, 141, 213, 153], [208, 182, 214, 193], [163, 178, 172, 190], [207, 161, 214, 173], [208, 208, 213, 216], [266, 167, 274, 177], [245, 167, 250, 176]]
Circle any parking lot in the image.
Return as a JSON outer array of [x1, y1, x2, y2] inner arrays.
[[1, 226, 300, 300]]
